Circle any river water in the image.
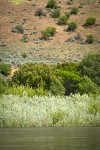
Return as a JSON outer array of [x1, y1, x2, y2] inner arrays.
[[0, 127, 100, 150]]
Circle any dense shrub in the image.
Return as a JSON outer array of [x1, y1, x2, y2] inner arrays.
[[68, 22, 77, 31], [0, 75, 6, 95], [0, 63, 11, 76], [4, 85, 50, 97], [70, 7, 79, 15], [85, 17, 96, 26], [46, 0, 58, 9], [86, 34, 94, 44], [0, 94, 99, 127], [77, 76, 100, 95], [78, 54, 100, 86], [15, 24, 24, 34], [41, 27, 56, 40], [57, 63, 81, 95], [51, 8, 60, 18], [12, 63, 64, 95], [57, 15, 68, 25]]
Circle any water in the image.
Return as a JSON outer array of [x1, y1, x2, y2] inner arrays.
[[0, 127, 100, 150]]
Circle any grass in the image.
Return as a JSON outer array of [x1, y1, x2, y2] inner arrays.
[[0, 94, 100, 127], [9, 0, 26, 4]]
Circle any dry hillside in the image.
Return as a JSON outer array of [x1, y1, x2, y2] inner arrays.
[[0, 0, 100, 65]]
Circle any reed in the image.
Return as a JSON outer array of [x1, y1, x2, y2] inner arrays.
[[0, 94, 100, 127]]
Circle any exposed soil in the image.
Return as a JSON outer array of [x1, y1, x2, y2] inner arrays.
[[0, 0, 100, 65]]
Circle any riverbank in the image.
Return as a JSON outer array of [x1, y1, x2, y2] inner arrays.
[[0, 94, 100, 127]]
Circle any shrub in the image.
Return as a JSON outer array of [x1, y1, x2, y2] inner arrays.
[[41, 27, 56, 40], [0, 75, 6, 95], [85, 17, 96, 26], [65, 12, 70, 19], [4, 85, 50, 97], [70, 7, 79, 15], [78, 54, 100, 86], [15, 24, 24, 34], [0, 63, 11, 76], [0, 94, 100, 127], [68, 22, 77, 31], [51, 8, 60, 18], [41, 30, 51, 40], [46, 27, 56, 36], [57, 63, 81, 95], [12, 63, 64, 95], [57, 15, 68, 25], [22, 53, 27, 58], [35, 8, 46, 16], [46, 0, 58, 9], [77, 76, 100, 95], [86, 34, 94, 44]]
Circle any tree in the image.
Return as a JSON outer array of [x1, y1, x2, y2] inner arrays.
[[78, 54, 100, 86]]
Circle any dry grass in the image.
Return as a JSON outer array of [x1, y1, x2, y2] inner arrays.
[[0, 0, 100, 64]]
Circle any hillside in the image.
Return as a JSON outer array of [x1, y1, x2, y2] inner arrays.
[[0, 0, 100, 65]]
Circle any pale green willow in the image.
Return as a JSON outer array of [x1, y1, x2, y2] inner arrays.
[[0, 94, 100, 127]]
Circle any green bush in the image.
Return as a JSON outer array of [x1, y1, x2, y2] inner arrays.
[[86, 34, 94, 44], [57, 15, 68, 25], [46, 27, 56, 36], [77, 76, 100, 95], [41, 27, 56, 40], [57, 63, 81, 95], [15, 24, 24, 34], [85, 17, 96, 26], [78, 54, 100, 86], [0, 75, 6, 95], [46, 0, 58, 9], [0, 63, 11, 76], [4, 85, 50, 97], [12, 63, 64, 95], [41, 30, 51, 40], [68, 22, 77, 31], [51, 8, 60, 18], [70, 7, 79, 15]]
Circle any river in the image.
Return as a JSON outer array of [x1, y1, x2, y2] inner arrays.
[[0, 127, 100, 150]]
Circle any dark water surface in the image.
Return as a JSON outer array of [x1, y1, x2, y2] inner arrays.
[[0, 127, 100, 150]]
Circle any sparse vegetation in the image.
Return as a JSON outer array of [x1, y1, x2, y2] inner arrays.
[[15, 24, 24, 34]]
